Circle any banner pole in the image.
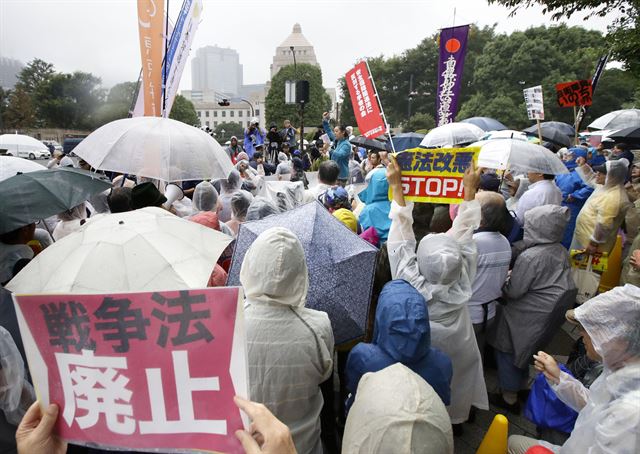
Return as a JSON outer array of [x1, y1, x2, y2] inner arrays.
[[573, 105, 578, 145], [162, 0, 170, 117], [364, 59, 396, 153], [537, 119, 543, 144]]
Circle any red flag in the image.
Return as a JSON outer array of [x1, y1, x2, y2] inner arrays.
[[346, 62, 386, 138]]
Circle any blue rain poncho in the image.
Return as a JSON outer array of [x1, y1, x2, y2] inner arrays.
[[358, 170, 392, 242], [346, 280, 452, 409]]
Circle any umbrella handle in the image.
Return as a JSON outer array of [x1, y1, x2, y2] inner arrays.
[[39, 218, 56, 243]]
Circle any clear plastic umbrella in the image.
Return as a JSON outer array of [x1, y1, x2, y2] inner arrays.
[[481, 130, 528, 141], [475, 139, 569, 175], [72, 117, 235, 182], [6, 207, 233, 294], [420, 122, 484, 148], [0, 156, 43, 182], [588, 109, 640, 131]]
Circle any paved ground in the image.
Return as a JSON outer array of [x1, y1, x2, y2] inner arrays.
[[454, 322, 581, 453]]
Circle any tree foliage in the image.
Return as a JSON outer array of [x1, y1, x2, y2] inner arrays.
[[94, 81, 137, 127], [213, 121, 244, 142], [265, 63, 332, 128], [487, 0, 640, 75], [169, 94, 199, 126]]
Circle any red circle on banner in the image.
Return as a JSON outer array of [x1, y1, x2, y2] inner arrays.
[[445, 38, 461, 53]]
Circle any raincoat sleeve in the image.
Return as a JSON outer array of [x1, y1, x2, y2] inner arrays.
[[575, 165, 598, 188], [549, 371, 589, 413], [446, 200, 481, 244], [591, 194, 624, 244], [570, 181, 593, 202], [323, 119, 335, 142], [387, 201, 428, 290]]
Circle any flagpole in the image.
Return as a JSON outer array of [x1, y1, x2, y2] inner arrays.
[[364, 59, 396, 153], [162, 0, 170, 117]]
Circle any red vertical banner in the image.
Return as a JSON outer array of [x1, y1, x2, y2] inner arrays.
[[346, 62, 386, 138], [137, 0, 165, 116]]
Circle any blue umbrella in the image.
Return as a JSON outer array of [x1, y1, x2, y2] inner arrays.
[[386, 132, 426, 151], [227, 201, 378, 345], [461, 117, 508, 132]]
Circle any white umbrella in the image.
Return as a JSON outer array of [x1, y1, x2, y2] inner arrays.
[[72, 117, 235, 182], [420, 122, 484, 148], [475, 139, 569, 175], [6, 207, 233, 294], [588, 109, 640, 131], [0, 134, 49, 157], [0, 156, 43, 181], [481, 130, 528, 141]]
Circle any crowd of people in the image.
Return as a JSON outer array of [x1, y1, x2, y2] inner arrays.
[[1, 111, 639, 454]]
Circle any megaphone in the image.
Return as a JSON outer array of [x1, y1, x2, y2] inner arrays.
[[163, 183, 184, 208]]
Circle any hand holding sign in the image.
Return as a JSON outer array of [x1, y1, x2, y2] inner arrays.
[[234, 396, 297, 454], [16, 402, 67, 454], [462, 160, 483, 201]]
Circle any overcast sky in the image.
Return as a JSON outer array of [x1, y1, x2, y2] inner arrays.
[[0, 0, 619, 92]]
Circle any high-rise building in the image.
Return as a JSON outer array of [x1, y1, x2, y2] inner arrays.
[[270, 23, 319, 78], [191, 45, 243, 96], [0, 57, 23, 90]]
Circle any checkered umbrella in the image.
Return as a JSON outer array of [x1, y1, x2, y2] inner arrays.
[[227, 201, 378, 345]]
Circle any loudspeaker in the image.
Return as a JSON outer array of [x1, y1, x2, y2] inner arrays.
[[163, 183, 184, 208], [296, 80, 309, 104]]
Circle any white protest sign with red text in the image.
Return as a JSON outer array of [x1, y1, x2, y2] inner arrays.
[[13, 287, 248, 453], [345, 62, 386, 138]]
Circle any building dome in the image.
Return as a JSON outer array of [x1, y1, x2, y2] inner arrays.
[[270, 23, 319, 78]]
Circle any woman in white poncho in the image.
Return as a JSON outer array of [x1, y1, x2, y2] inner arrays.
[[240, 227, 334, 454], [342, 363, 453, 454], [385, 157, 488, 427]]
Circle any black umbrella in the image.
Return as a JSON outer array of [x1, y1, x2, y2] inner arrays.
[[0, 167, 112, 234], [606, 126, 640, 147], [349, 135, 387, 151], [524, 121, 575, 138], [523, 125, 572, 148], [460, 117, 508, 132], [385, 132, 426, 151]]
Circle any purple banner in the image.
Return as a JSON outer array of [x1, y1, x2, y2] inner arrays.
[[436, 25, 470, 126]]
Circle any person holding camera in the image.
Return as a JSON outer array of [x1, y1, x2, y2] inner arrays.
[[244, 118, 266, 159]]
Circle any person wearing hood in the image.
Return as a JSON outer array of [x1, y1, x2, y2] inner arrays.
[[573, 158, 631, 255], [226, 191, 253, 236], [342, 363, 454, 454], [322, 112, 351, 185], [225, 136, 244, 164], [191, 181, 235, 239], [0, 224, 35, 286], [280, 119, 297, 151], [290, 156, 309, 189], [345, 280, 453, 410], [51, 203, 87, 241], [241, 227, 334, 454], [488, 205, 577, 413], [555, 148, 595, 249], [587, 142, 607, 167], [358, 171, 392, 242], [217, 170, 245, 223], [245, 197, 280, 221], [275, 152, 292, 181], [508, 284, 640, 454], [386, 156, 488, 432]]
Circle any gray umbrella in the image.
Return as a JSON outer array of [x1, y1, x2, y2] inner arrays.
[[227, 201, 378, 345], [350, 135, 387, 151], [0, 167, 112, 234]]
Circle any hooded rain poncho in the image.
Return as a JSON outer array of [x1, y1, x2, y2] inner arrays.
[[245, 197, 279, 221], [342, 363, 453, 454], [573, 159, 631, 253], [539, 284, 640, 453], [240, 227, 334, 454], [358, 171, 392, 242], [191, 181, 219, 214], [346, 280, 452, 407], [387, 199, 488, 423], [489, 205, 577, 369]]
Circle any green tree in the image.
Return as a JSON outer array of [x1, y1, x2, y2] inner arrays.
[[403, 113, 435, 132], [93, 81, 138, 126], [265, 63, 332, 128], [213, 121, 244, 143], [12, 58, 55, 127], [3, 87, 35, 129], [458, 93, 528, 129], [169, 94, 199, 126], [487, 0, 640, 75], [38, 71, 104, 129]]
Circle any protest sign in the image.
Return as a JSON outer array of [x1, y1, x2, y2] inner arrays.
[[556, 79, 593, 107], [436, 25, 470, 126], [13, 287, 248, 453], [393, 147, 480, 204], [345, 62, 386, 138], [523, 85, 545, 120], [137, 0, 165, 116]]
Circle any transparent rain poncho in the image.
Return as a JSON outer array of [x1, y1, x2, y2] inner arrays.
[[541, 284, 640, 453], [245, 197, 280, 221], [342, 363, 453, 454], [573, 159, 631, 252], [0, 326, 35, 425], [191, 181, 219, 214], [231, 191, 253, 221]]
